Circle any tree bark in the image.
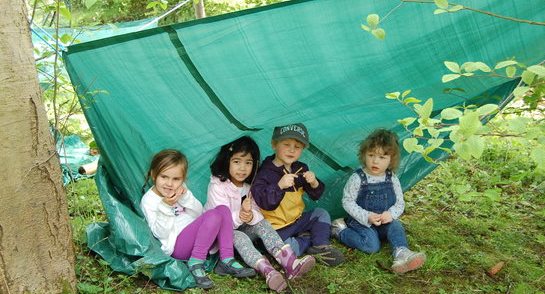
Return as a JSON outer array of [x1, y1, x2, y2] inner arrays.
[[0, 0, 76, 293], [194, 0, 206, 19]]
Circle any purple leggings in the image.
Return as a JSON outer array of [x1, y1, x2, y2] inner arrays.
[[171, 205, 234, 260]]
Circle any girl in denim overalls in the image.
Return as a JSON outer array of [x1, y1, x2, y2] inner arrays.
[[331, 129, 426, 274]]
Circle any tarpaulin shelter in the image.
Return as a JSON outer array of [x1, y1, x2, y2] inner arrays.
[[63, 0, 545, 290]]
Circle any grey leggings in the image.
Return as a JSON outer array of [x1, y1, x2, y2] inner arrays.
[[233, 219, 285, 268]]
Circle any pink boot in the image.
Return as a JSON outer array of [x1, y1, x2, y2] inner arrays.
[[274, 245, 316, 280], [255, 258, 287, 292]]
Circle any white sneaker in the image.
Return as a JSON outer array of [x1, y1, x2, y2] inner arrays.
[[331, 218, 347, 239], [391, 247, 426, 274]]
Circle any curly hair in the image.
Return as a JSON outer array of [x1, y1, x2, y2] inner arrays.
[[358, 129, 400, 170]]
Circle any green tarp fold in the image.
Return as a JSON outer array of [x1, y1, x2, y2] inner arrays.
[[64, 0, 545, 290]]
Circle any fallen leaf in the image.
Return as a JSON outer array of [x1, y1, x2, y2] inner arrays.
[[487, 261, 505, 277]]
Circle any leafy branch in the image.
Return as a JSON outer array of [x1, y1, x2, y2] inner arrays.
[[361, 0, 545, 40], [402, 0, 545, 26]]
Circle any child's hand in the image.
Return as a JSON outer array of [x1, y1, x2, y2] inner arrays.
[[163, 192, 182, 206], [162, 185, 185, 206], [241, 197, 252, 212], [175, 185, 187, 198], [240, 210, 253, 223], [368, 212, 382, 226], [302, 171, 319, 188], [379, 211, 393, 224], [278, 173, 298, 190]]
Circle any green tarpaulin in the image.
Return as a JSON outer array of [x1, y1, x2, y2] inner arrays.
[[63, 0, 545, 290]]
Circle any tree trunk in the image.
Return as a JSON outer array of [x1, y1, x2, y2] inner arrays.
[[194, 0, 206, 19], [0, 1, 76, 293]]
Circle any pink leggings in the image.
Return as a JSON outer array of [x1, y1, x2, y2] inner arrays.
[[171, 205, 234, 260]]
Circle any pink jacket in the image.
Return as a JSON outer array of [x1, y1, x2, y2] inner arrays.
[[204, 176, 264, 229]]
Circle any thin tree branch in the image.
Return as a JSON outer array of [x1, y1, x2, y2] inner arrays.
[[401, 0, 545, 26]]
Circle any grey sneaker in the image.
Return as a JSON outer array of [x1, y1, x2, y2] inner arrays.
[[307, 245, 345, 266], [215, 259, 256, 278], [331, 218, 347, 239], [391, 247, 426, 274]]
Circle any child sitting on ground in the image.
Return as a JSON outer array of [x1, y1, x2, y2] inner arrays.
[[205, 136, 315, 292], [251, 123, 344, 266], [331, 129, 426, 274], [140, 149, 255, 289]]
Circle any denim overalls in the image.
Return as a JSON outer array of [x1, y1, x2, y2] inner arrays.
[[339, 168, 408, 254]]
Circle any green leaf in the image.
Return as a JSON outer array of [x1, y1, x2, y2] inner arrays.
[[507, 117, 530, 133], [428, 138, 444, 148], [441, 108, 463, 120], [415, 98, 433, 119], [484, 189, 501, 202], [413, 126, 424, 137], [443, 87, 466, 94], [398, 117, 417, 127], [461, 62, 477, 72], [403, 138, 420, 153], [466, 135, 485, 158], [60, 34, 72, 44], [77, 282, 102, 293], [422, 153, 435, 163], [434, 0, 449, 9], [458, 191, 479, 202], [444, 61, 461, 73], [494, 60, 517, 69], [453, 184, 471, 194], [521, 70, 536, 85], [453, 141, 472, 160], [385, 92, 400, 99], [402, 89, 411, 98], [428, 126, 440, 138], [506, 66, 516, 78], [361, 24, 370, 32], [458, 111, 481, 138], [476, 104, 498, 116], [85, 0, 98, 9], [476, 62, 492, 72], [367, 14, 380, 27], [531, 147, 545, 171], [434, 8, 448, 14], [442, 74, 461, 83], [513, 86, 530, 99], [448, 5, 464, 12], [403, 97, 421, 105], [371, 28, 386, 40], [526, 65, 545, 77], [461, 61, 492, 73], [59, 6, 71, 20], [461, 72, 474, 77]]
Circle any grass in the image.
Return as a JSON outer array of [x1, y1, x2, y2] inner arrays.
[[66, 136, 545, 293]]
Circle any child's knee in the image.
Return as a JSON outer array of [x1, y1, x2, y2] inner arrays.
[[215, 204, 231, 214], [311, 207, 331, 224], [233, 230, 252, 245], [366, 242, 381, 254]]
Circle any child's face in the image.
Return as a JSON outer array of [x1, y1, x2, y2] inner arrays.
[[364, 148, 391, 176], [152, 163, 185, 198], [272, 138, 304, 167], [229, 151, 254, 187]]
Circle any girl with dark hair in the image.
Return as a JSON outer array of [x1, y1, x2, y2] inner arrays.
[[205, 136, 315, 292]]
